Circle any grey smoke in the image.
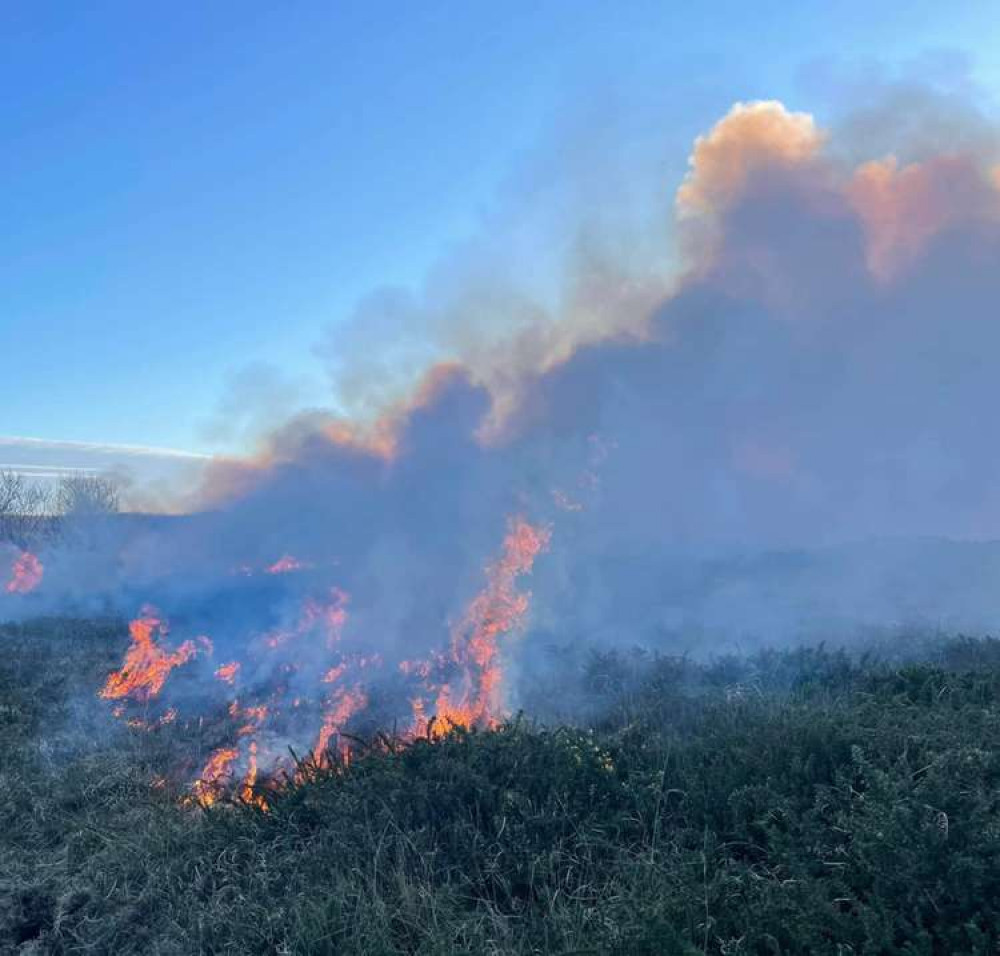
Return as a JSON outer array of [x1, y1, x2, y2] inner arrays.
[[6, 89, 1000, 693]]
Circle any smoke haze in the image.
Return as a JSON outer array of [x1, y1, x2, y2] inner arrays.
[[6, 89, 1000, 786]]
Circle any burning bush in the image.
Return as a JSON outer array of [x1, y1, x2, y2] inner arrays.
[[95, 516, 551, 805]]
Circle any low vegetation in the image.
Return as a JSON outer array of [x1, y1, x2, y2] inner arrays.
[[3, 618, 1000, 954]]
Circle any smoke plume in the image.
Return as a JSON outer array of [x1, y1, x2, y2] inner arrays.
[[6, 91, 1000, 796]]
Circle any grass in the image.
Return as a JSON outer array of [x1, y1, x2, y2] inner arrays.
[[3, 619, 1000, 954]]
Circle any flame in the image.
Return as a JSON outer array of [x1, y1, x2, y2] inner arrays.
[[264, 586, 349, 650], [313, 685, 367, 764], [399, 659, 432, 678], [125, 707, 178, 731], [266, 554, 311, 575], [98, 517, 550, 805], [6, 551, 43, 594], [215, 661, 240, 684], [242, 741, 258, 798], [194, 701, 270, 805], [191, 747, 239, 806], [240, 740, 269, 808], [412, 516, 551, 736], [301, 587, 349, 647], [100, 609, 198, 703], [322, 663, 347, 684], [235, 703, 268, 737]]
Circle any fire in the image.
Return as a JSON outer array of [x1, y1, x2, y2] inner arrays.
[[194, 701, 270, 806], [126, 707, 178, 730], [399, 659, 432, 678], [266, 554, 311, 575], [240, 740, 268, 808], [412, 516, 551, 736], [100, 609, 198, 702], [243, 741, 258, 798], [98, 515, 551, 806], [215, 661, 240, 684], [313, 686, 367, 764], [234, 555, 319, 577], [264, 586, 348, 650], [322, 663, 347, 684], [234, 702, 268, 737], [6, 551, 43, 594], [191, 747, 239, 806], [301, 587, 349, 647]]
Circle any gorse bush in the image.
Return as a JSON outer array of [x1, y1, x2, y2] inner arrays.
[[3, 620, 1000, 954]]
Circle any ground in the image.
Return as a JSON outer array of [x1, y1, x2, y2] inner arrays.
[[3, 618, 1000, 954]]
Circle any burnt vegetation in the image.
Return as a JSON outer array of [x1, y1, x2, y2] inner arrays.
[[4, 619, 1000, 954]]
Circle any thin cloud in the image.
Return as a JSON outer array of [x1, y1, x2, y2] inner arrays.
[[0, 436, 211, 509], [0, 436, 211, 461]]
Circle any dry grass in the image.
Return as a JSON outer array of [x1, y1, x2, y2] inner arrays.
[[3, 619, 1000, 954]]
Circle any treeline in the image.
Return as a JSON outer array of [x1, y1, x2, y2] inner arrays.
[[0, 470, 120, 548]]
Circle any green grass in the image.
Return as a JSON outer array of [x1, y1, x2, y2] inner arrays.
[[3, 620, 1000, 954]]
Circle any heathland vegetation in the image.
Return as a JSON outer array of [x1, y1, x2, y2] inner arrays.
[[3, 617, 1000, 954]]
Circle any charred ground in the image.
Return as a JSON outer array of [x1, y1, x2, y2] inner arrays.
[[4, 619, 1000, 955]]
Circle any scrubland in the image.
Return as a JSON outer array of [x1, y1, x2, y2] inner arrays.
[[3, 618, 1000, 954]]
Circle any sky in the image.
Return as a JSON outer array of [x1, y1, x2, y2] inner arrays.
[[1, 1, 998, 480]]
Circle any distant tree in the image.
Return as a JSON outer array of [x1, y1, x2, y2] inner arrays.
[[0, 470, 53, 547], [56, 474, 121, 518]]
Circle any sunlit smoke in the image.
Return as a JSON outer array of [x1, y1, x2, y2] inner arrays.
[[4, 88, 1000, 808]]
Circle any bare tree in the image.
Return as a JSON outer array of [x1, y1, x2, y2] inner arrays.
[[0, 471, 53, 548], [56, 474, 121, 518]]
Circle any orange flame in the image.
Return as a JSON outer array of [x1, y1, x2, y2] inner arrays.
[[413, 516, 551, 736], [98, 516, 550, 805], [235, 703, 269, 737], [322, 663, 347, 684], [313, 686, 367, 764], [240, 740, 269, 809], [6, 551, 43, 594], [126, 707, 178, 731], [100, 609, 197, 703], [399, 659, 432, 678], [266, 554, 311, 575], [264, 586, 349, 650], [301, 587, 349, 647], [191, 747, 239, 806], [215, 661, 240, 684]]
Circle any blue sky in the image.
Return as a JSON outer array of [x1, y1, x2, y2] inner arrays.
[[1, 1, 997, 474]]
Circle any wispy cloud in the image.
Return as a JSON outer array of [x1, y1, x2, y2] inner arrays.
[[0, 465, 101, 478], [0, 436, 210, 461], [0, 437, 210, 504]]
